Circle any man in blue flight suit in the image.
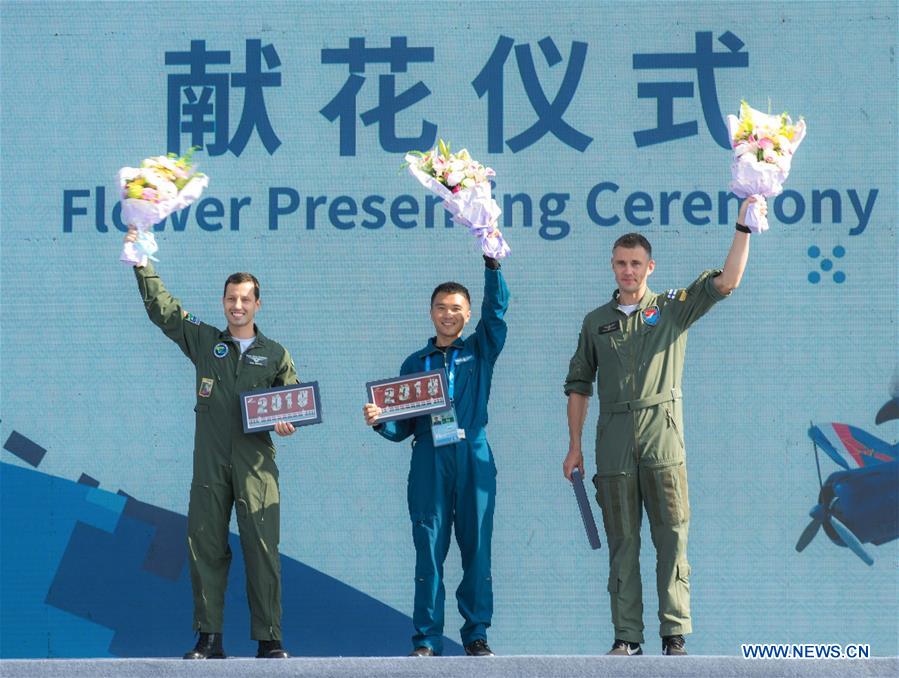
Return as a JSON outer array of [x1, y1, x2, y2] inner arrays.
[[363, 254, 509, 657]]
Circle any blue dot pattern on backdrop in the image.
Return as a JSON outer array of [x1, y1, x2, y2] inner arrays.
[[807, 244, 847, 284]]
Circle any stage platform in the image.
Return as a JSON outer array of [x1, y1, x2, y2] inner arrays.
[[1, 656, 896, 678]]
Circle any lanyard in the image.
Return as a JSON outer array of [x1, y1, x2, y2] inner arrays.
[[425, 349, 458, 402]]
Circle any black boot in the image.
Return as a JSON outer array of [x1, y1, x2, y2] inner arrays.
[[257, 639, 289, 658], [183, 632, 226, 659], [662, 634, 687, 656], [464, 639, 495, 656]]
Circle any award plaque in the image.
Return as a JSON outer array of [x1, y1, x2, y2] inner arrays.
[[240, 381, 322, 433], [366, 369, 450, 423], [571, 468, 602, 550]]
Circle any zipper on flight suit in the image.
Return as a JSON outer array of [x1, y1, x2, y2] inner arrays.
[[234, 339, 244, 379], [233, 337, 259, 379], [627, 311, 641, 466]]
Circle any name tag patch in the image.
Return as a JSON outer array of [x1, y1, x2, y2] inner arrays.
[[245, 354, 269, 367], [599, 321, 621, 334]]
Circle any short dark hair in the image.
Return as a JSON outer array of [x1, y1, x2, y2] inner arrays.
[[612, 233, 652, 258], [430, 281, 470, 306], [223, 272, 260, 300]]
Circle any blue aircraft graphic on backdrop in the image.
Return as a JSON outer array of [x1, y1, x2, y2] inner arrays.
[[795, 409, 898, 566]]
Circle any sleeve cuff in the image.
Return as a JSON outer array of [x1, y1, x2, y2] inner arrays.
[[564, 381, 593, 397]]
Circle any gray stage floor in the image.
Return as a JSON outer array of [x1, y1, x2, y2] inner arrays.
[[1, 656, 896, 678]]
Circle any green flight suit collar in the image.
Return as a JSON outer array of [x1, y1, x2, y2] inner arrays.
[[218, 324, 269, 349], [611, 287, 657, 312]]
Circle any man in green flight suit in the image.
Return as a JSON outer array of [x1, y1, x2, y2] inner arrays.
[[124, 228, 297, 660], [562, 197, 765, 656]]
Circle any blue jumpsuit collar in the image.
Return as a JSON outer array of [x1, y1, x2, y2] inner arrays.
[[417, 336, 466, 359]]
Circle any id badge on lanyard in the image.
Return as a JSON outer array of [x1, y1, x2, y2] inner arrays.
[[426, 350, 465, 447]]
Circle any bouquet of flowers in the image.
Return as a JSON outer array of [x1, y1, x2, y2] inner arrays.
[[118, 148, 209, 265], [405, 140, 510, 258], [726, 101, 806, 233]]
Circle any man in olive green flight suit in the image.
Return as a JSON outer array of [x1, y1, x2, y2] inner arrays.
[[562, 197, 764, 656], [125, 228, 297, 659]]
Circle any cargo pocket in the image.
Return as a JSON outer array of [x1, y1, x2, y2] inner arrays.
[[594, 472, 639, 539], [642, 461, 690, 526], [674, 560, 691, 616], [607, 569, 622, 622], [664, 406, 685, 451], [410, 512, 437, 583]]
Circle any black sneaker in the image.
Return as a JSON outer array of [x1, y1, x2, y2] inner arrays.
[[256, 639, 289, 658], [608, 639, 642, 656], [464, 639, 495, 656], [662, 634, 687, 656], [183, 632, 226, 659]]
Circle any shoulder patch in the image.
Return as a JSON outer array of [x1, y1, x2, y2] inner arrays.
[[641, 305, 661, 326], [184, 312, 201, 325], [678, 289, 688, 302]]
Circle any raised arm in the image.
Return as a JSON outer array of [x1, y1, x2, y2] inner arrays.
[[714, 196, 766, 295], [126, 228, 203, 363], [474, 256, 510, 363]]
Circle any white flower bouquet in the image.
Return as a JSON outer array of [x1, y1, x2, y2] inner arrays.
[[405, 140, 510, 258], [726, 101, 806, 233], [118, 148, 208, 265]]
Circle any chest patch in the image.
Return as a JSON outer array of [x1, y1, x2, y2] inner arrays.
[[641, 305, 661, 327], [245, 354, 269, 367], [454, 354, 474, 365], [599, 320, 621, 334], [213, 342, 229, 358]]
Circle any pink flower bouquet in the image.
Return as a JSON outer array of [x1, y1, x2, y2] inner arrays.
[[405, 140, 510, 258], [118, 149, 208, 265], [726, 101, 806, 233]]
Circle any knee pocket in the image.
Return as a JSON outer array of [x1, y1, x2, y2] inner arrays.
[[410, 513, 439, 579], [642, 461, 690, 526], [594, 472, 640, 538], [235, 477, 280, 535]]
